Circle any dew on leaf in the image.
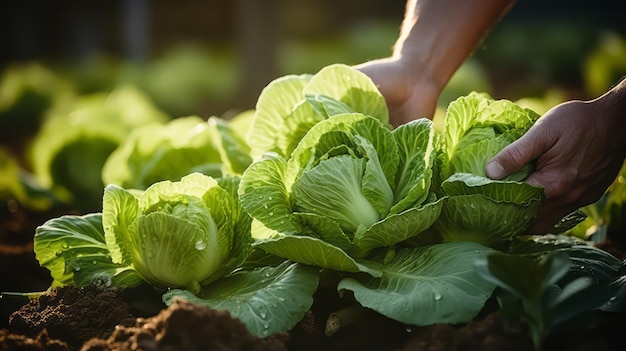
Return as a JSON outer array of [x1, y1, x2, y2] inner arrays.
[[195, 239, 207, 250]]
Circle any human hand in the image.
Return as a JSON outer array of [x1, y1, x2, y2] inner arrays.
[[354, 57, 441, 127], [486, 94, 626, 234]]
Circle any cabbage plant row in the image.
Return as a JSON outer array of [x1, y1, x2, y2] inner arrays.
[[28, 64, 625, 343]]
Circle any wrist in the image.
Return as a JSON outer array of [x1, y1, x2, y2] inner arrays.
[[392, 38, 454, 97], [592, 79, 626, 156], [389, 52, 446, 104]]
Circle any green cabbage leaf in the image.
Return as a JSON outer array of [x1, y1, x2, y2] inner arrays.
[[247, 63, 389, 160], [102, 116, 252, 190]]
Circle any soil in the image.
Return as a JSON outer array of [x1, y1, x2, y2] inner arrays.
[[2, 201, 626, 351]]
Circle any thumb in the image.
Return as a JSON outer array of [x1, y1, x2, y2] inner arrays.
[[485, 130, 546, 181]]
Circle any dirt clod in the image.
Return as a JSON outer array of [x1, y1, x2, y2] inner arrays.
[[81, 298, 290, 351]]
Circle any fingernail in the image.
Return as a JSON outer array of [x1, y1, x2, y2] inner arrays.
[[485, 160, 505, 179]]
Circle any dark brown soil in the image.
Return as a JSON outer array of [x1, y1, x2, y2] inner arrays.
[[2, 201, 626, 351]]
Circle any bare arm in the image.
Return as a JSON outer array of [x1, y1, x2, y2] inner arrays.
[[356, 0, 515, 126]]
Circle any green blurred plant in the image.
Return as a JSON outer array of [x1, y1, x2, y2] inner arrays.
[[29, 85, 169, 211], [583, 31, 626, 97], [475, 239, 624, 351], [0, 63, 75, 141]]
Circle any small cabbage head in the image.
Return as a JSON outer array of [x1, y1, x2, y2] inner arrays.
[[102, 173, 251, 293], [29, 85, 168, 211], [434, 92, 546, 247], [102, 116, 252, 190]]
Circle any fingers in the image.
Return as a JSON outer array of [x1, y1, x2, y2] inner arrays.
[[485, 127, 550, 181]]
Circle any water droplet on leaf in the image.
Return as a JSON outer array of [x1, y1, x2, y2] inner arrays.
[[195, 239, 207, 250]]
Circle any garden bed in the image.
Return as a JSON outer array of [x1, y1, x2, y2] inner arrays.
[[2, 204, 626, 351]]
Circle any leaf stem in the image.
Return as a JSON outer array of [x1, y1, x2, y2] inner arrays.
[[325, 304, 370, 336]]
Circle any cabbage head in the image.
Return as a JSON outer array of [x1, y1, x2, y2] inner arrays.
[[29, 85, 168, 210], [434, 92, 546, 247], [103, 173, 251, 293], [239, 113, 443, 273], [102, 116, 252, 190]]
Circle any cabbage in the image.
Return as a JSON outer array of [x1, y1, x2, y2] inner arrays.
[[29, 85, 168, 210], [434, 92, 546, 247], [101, 173, 251, 293], [102, 116, 252, 190], [240, 113, 442, 267], [247, 63, 390, 160]]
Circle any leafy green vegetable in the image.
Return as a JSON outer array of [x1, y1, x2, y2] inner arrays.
[[26, 59, 624, 340], [240, 113, 440, 267], [102, 116, 252, 190], [0, 63, 75, 139], [34, 213, 144, 289], [0, 147, 59, 211], [101, 173, 251, 293], [164, 261, 319, 337], [29, 85, 168, 210], [475, 240, 624, 351], [35, 173, 251, 293], [433, 92, 545, 247], [338, 242, 496, 326], [247, 63, 389, 160]]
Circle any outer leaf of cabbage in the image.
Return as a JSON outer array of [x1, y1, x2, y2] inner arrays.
[[436, 194, 541, 247], [302, 64, 388, 124], [248, 74, 313, 159], [164, 261, 320, 338], [351, 198, 445, 257], [34, 213, 144, 289], [248, 64, 389, 160], [207, 116, 253, 176], [251, 234, 382, 277], [237, 152, 298, 235], [338, 242, 495, 326], [442, 173, 546, 205], [102, 116, 223, 190]]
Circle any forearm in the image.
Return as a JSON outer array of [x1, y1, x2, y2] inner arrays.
[[394, 0, 515, 92]]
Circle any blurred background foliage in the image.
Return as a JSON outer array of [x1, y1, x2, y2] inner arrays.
[[2, 0, 625, 119]]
